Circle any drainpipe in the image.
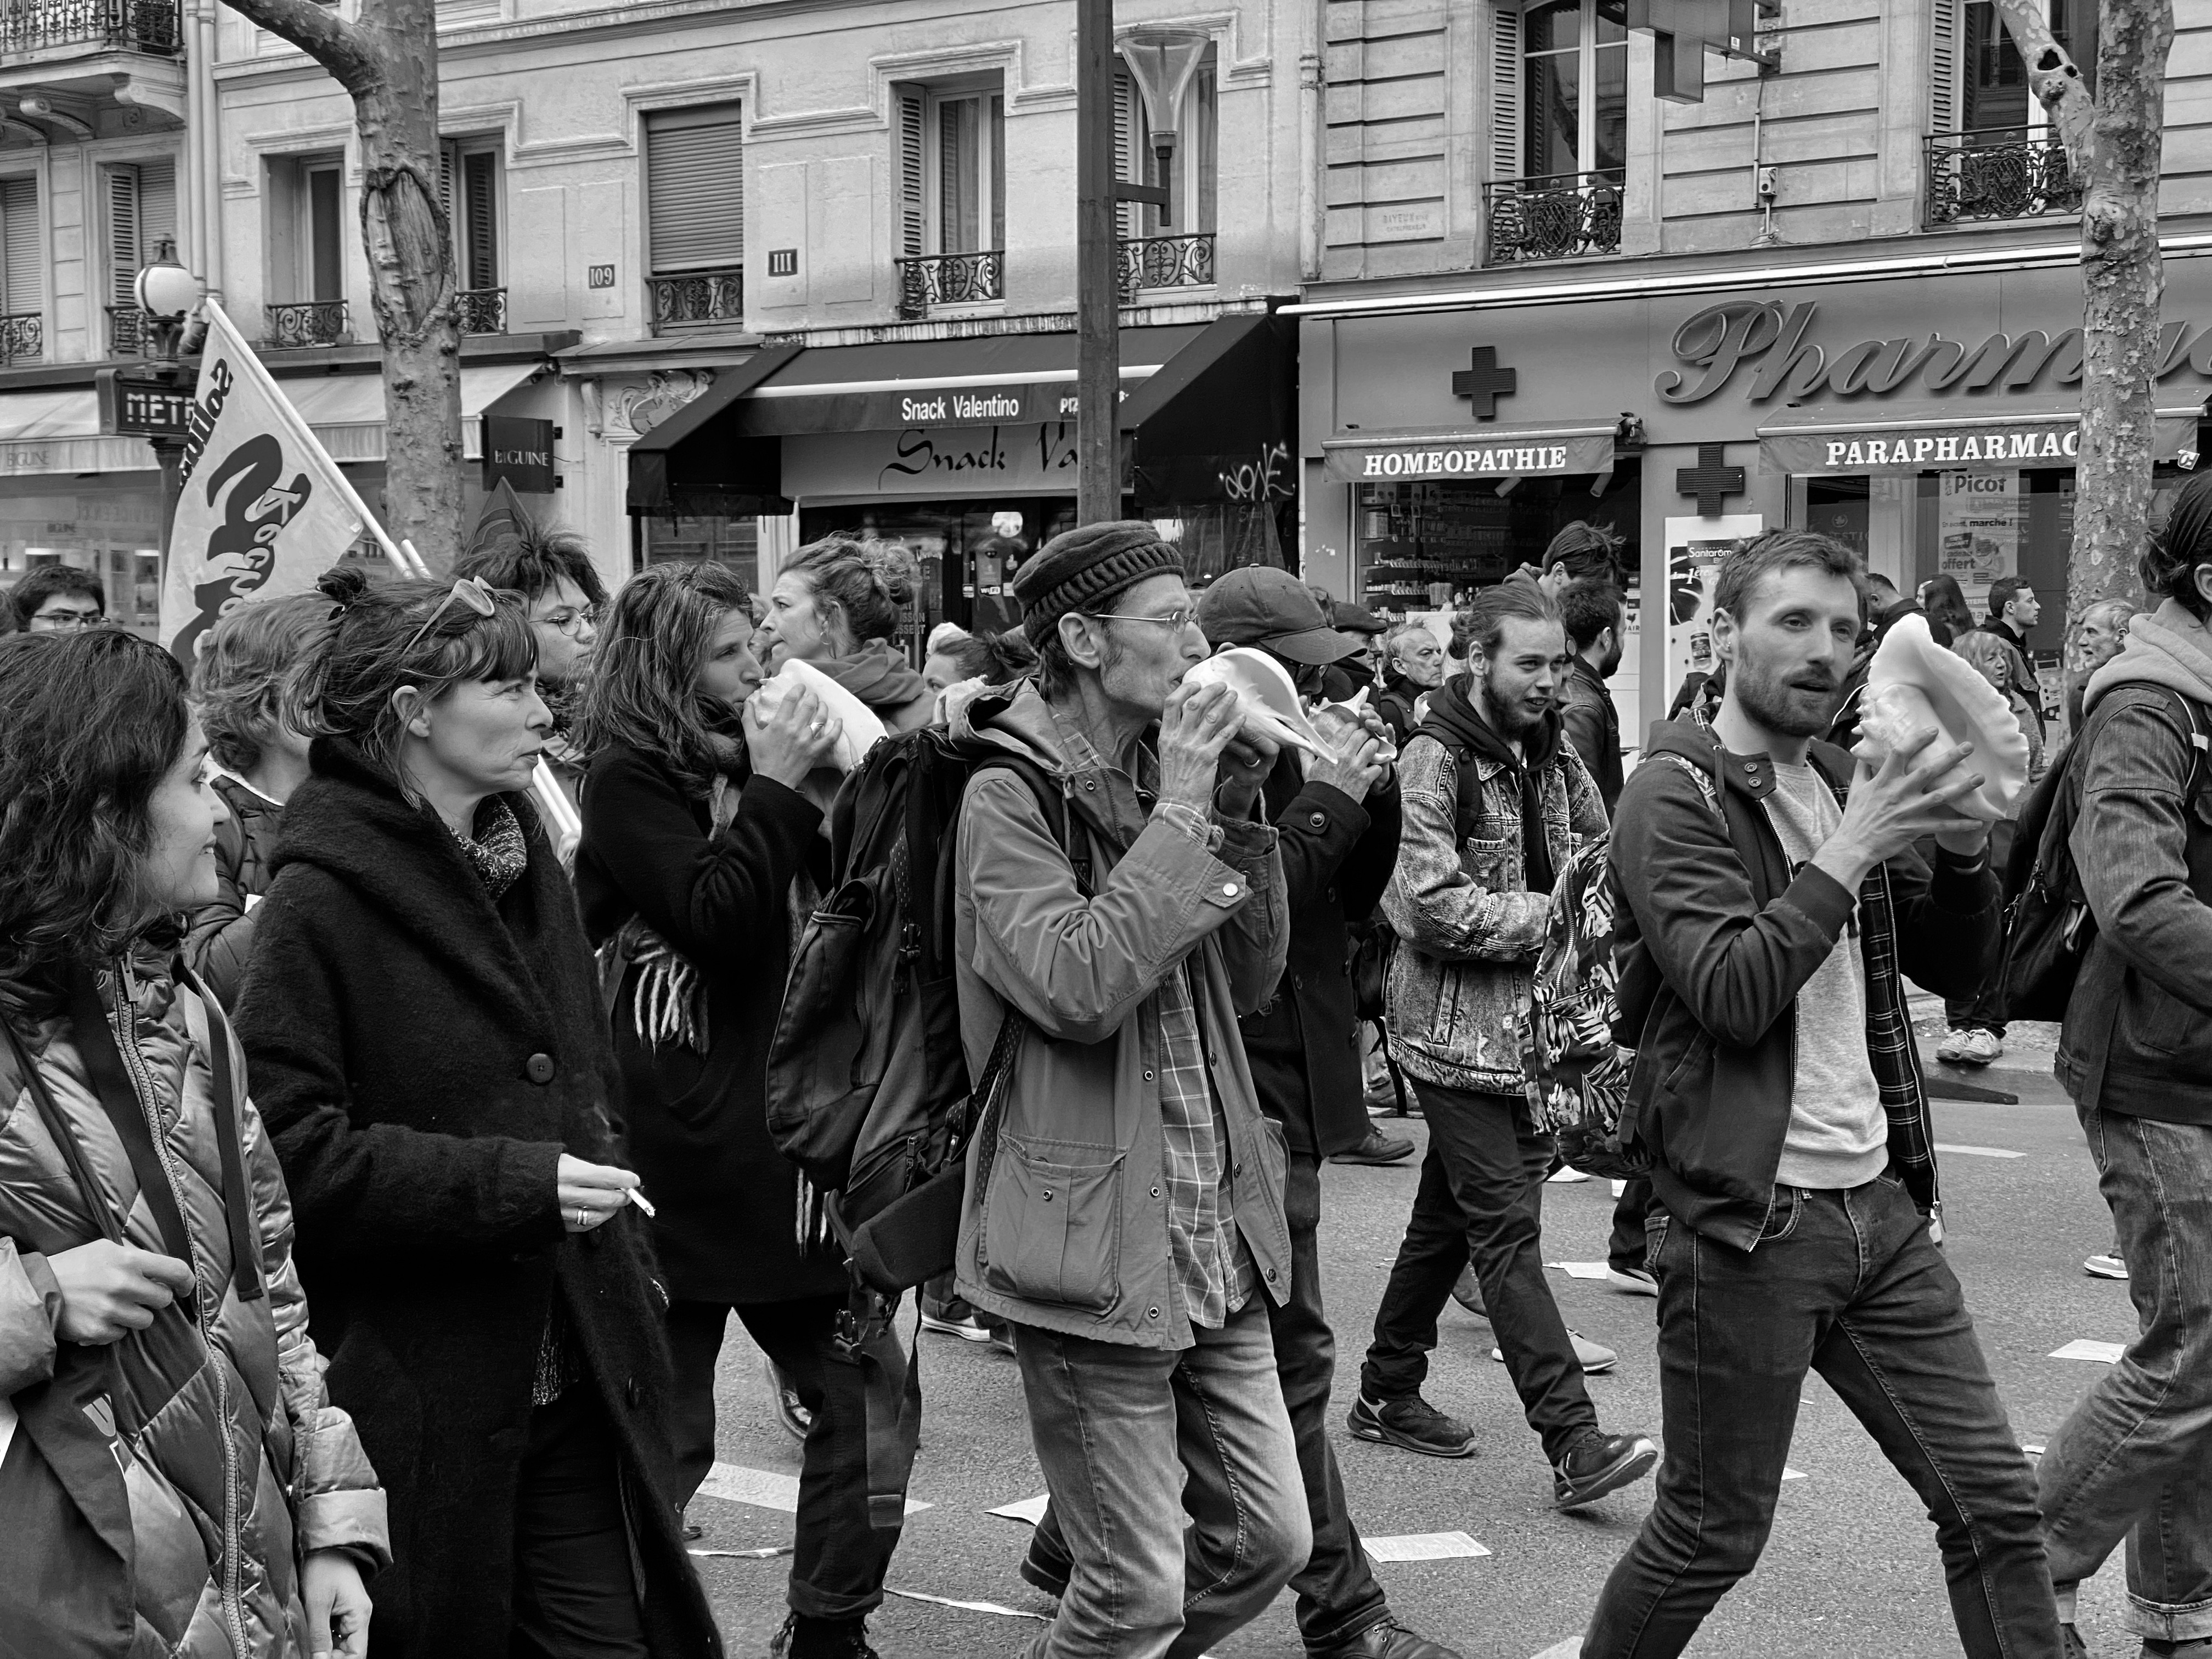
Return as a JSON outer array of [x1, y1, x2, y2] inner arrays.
[[1297, 0, 1324, 281], [182, 0, 202, 280], [196, 0, 223, 303]]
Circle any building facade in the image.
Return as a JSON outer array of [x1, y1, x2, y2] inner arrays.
[[1296, 0, 2212, 739]]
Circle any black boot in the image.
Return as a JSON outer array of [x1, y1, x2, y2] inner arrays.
[[769, 1612, 880, 1659]]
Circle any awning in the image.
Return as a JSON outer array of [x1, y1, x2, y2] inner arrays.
[[736, 325, 1208, 436], [1758, 398, 2209, 476], [1124, 313, 1296, 504], [1322, 422, 1622, 483], [278, 363, 542, 462], [625, 345, 796, 518], [0, 388, 156, 475]]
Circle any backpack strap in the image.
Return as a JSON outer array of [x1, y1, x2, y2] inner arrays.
[[175, 963, 264, 1302], [65, 966, 193, 1271], [1, 1012, 128, 1251]]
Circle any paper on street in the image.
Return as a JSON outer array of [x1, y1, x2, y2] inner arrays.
[[1934, 1143, 2025, 1160], [1547, 1261, 1612, 1280], [885, 1588, 1049, 1621], [989, 1493, 1052, 1525], [689, 1545, 794, 1559], [2049, 1340, 2127, 1363], [1363, 1531, 1492, 1562]]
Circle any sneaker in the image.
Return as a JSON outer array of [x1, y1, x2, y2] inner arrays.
[[919, 1308, 997, 1342], [1347, 1393, 1479, 1458], [1606, 1266, 1659, 1297], [1332, 1126, 1418, 1166], [2084, 1252, 2129, 1280], [1936, 1026, 1978, 1064], [1491, 1331, 1617, 1374], [1450, 1264, 1487, 1319], [1938, 1027, 2004, 1065], [766, 1357, 811, 1441], [1547, 1164, 1594, 1183], [1553, 1428, 1660, 1509]]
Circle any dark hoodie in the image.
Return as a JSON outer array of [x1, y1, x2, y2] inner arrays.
[[1420, 673, 1562, 896], [1609, 716, 1997, 1248], [2056, 601, 2212, 1122], [809, 638, 934, 735]]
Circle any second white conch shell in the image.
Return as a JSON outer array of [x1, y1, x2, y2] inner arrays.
[[749, 657, 888, 775], [1857, 613, 2031, 820], [1181, 647, 1327, 756]]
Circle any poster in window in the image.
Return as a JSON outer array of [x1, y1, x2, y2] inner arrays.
[[1937, 471, 2021, 615], [1664, 514, 1763, 713]]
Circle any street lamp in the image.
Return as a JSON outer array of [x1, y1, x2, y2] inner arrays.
[[1119, 30, 1208, 228], [133, 236, 202, 362]]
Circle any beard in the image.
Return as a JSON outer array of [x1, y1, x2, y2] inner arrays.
[[1729, 650, 1842, 739], [1478, 672, 1547, 739]]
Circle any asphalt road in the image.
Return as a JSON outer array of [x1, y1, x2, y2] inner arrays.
[[692, 1013, 2153, 1658]]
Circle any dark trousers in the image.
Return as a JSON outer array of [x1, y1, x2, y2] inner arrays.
[[1581, 1176, 2057, 1659], [1943, 822, 2014, 1037], [1359, 1081, 1597, 1465], [509, 1388, 647, 1659], [1607, 1176, 1655, 1276], [1028, 1151, 1390, 1650], [665, 1295, 915, 1621]]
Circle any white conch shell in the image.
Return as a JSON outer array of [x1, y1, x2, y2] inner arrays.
[[749, 657, 888, 775], [1857, 613, 2031, 820], [1181, 647, 1327, 756]]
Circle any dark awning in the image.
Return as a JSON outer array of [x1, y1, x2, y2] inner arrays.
[[625, 343, 799, 517], [1124, 312, 1296, 506]]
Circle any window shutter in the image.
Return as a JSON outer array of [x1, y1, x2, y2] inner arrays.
[[0, 178, 38, 315], [462, 150, 499, 288], [896, 88, 925, 257], [1114, 64, 1138, 239], [1930, 0, 1961, 133], [645, 105, 744, 274], [438, 140, 455, 222], [106, 165, 140, 307], [137, 157, 177, 262], [989, 94, 1005, 252], [1490, 0, 1524, 184]]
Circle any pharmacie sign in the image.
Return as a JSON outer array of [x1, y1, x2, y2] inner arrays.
[[1322, 425, 1617, 482]]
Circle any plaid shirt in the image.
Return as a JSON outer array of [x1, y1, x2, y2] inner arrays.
[[1155, 956, 1258, 1328]]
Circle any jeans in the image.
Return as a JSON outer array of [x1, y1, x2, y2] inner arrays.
[[665, 1295, 915, 1621], [2039, 1106, 2212, 1643], [1013, 1299, 1310, 1659], [1607, 1176, 1655, 1276], [1581, 1175, 2057, 1659], [1359, 1082, 1598, 1465], [510, 1388, 647, 1658], [1943, 823, 2013, 1037]]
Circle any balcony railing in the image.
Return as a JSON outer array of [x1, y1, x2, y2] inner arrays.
[[1926, 129, 2081, 226], [105, 304, 152, 357], [1118, 233, 1215, 301], [647, 266, 742, 334], [0, 313, 40, 366], [1483, 170, 1625, 265], [896, 250, 1002, 320], [266, 300, 349, 348], [455, 285, 506, 336], [1, 0, 180, 55]]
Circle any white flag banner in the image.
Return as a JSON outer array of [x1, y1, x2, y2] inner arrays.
[[160, 298, 385, 663]]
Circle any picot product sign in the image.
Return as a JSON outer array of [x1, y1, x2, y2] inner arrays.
[[482, 415, 557, 493]]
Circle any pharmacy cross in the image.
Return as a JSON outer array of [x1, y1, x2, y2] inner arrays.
[[1451, 347, 1518, 420], [1676, 443, 1746, 516]]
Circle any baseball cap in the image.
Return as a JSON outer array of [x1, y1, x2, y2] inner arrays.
[[1195, 567, 1362, 665]]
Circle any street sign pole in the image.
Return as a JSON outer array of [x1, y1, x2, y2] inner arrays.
[[1075, 0, 1118, 526], [97, 364, 198, 584]]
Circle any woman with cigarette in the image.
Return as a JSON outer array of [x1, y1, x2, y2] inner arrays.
[[574, 564, 907, 1659], [232, 568, 717, 1659]]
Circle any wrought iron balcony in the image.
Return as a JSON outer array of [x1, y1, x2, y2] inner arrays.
[[2, 0, 180, 56], [455, 285, 506, 336], [0, 313, 41, 365], [105, 304, 153, 357], [895, 250, 1002, 320], [265, 299, 349, 348], [647, 266, 742, 334], [1118, 233, 1215, 301], [1925, 129, 2081, 225], [1483, 171, 1625, 265]]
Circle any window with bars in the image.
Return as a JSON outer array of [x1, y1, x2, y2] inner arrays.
[[105, 157, 178, 302], [1936, 0, 2097, 134], [645, 104, 744, 276], [1516, 0, 1627, 184]]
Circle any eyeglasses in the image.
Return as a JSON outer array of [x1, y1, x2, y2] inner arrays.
[[535, 605, 602, 640], [1085, 608, 1199, 631], [401, 577, 498, 657], [29, 609, 104, 631]]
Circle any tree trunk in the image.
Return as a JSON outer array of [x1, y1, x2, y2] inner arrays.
[[2070, 0, 2174, 619], [212, 0, 462, 571]]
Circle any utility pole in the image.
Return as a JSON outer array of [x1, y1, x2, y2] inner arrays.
[[1074, 0, 1119, 524]]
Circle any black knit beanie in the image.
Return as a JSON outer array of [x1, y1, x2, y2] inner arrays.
[[1015, 521, 1186, 645]]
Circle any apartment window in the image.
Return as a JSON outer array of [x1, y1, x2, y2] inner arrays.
[[440, 140, 502, 291], [1520, 0, 1627, 184], [895, 84, 1003, 258], [1115, 52, 1217, 238], [0, 177, 38, 364], [270, 157, 346, 302], [1927, 0, 2091, 224], [645, 105, 743, 330], [1946, 0, 2096, 132], [104, 159, 176, 355]]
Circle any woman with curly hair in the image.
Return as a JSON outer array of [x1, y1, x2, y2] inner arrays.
[[753, 538, 934, 736], [0, 627, 386, 1657], [184, 594, 331, 1006], [574, 563, 913, 1659], [230, 568, 719, 1659]]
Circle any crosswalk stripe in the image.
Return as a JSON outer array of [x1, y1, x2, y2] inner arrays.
[[696, 1460, 932, 1516]]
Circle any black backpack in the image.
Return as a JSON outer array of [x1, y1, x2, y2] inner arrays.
[[1997, 686, 2211, 1022], [765, 721, 1081, 1299]]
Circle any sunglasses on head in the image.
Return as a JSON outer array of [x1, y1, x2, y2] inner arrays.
[[401, 577, 499, 658]]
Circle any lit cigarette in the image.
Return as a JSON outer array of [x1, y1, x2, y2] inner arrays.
[[627, 1188, 657, 1218]]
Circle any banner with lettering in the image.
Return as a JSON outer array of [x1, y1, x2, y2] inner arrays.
[[160, 298, 366, 664]]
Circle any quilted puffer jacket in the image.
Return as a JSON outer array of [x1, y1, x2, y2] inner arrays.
[[0, 955, 387, 1657]]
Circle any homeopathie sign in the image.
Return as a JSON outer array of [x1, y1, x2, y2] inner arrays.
[[1322, 425, 1617, 482]]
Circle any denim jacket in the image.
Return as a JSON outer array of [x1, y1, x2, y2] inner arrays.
[[1381, 720, 1607, 1096]]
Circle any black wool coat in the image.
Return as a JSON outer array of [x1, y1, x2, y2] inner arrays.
[[574, 745, 848, 1307], [1236, 753, 1404, 1156], [232, 739, 721, 1659]]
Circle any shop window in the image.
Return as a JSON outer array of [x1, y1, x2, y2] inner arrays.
[[1486, 0, 1626, 263], [894, 81, 1005, 314], [440, 139, 505, 333], [0, 177, 39, 365], [103, 157, 176, 357], [1353, 468, 1638, 616], [0, 483, 164, 641], [636, 514, 759, 594], [645, 103, 745, 331], [1928, 1, 2094, 224]]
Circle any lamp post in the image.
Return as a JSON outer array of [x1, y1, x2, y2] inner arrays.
[[132, 237, 205, 570], [1074, 13, 1206, 525]]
